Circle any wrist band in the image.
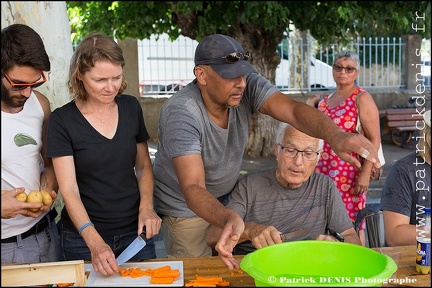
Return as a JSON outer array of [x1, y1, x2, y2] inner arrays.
[[78, 221, 94, 235]]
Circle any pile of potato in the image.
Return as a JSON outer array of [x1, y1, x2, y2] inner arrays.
[[1, 190, 53, 212]]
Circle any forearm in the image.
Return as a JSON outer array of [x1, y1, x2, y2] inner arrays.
[[184, 185, 239, 229], [40, 164, 58, 193], [137, 164, 155, 211], [386, 224, 417, 246], [262, 93, 342, 143]]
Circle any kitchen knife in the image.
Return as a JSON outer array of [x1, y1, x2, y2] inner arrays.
[[280, 229, 310, 242], [116, 233, 147, 265]]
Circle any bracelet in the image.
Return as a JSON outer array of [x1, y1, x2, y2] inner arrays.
[[78, 221, 94, 235]]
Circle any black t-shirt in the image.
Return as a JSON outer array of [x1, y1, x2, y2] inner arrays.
[[46, 95, 149, 236]]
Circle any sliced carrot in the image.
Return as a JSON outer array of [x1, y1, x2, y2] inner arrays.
[[152, 269, 180, 278], [149, 277, 174, 284], [150, 265, 171, 273], [56, 283, 74, 287], [217, 280, 230, 287], [195, 276, 223, 282], [185, 275, 230, 287], [192, 283, 217, 287]]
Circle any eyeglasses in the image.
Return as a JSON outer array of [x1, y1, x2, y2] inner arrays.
[[222, 52, 251, 63], [333, 65, 357, 74], [3, 72, 47, 91], [277, 144, 320, 161]]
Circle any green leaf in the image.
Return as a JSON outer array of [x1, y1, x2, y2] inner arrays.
[[14, 133, 37, 147]]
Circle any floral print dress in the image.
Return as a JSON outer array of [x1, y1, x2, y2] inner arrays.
[[316, 87, 366, 225]]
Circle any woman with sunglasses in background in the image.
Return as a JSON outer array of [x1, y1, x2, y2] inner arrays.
[[1, 24, 61, 264], [310, 50, 382, 246], [152, 35, 382, 268]]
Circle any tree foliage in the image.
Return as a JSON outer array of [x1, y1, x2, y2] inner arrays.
[[67, 1, 430, 84], [67, 1, 430, 43]]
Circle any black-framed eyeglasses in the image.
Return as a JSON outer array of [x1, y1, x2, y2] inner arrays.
[[333, 64, 357, 74], [222, 52, 251, 63], [3, 71, 47, 91], [277, 144, 320, 161]]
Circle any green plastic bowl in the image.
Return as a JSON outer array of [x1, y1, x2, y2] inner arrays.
[[240, 241, 397, 287]]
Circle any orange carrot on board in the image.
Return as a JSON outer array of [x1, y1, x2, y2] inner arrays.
[[150, 265, 171, 273], [152, 269, 180, 278], [149, 277, 175, 284]]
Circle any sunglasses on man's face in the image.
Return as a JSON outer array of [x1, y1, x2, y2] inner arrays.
[[222, 52, 251, 63], [3, 71, 47, 91]]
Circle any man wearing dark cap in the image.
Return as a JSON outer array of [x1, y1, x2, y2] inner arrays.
[[153, 34, 380, 268]]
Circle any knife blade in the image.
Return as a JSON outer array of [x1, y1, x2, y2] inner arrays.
[[280, 229, 310, 242], [116, 233, 147, 265]]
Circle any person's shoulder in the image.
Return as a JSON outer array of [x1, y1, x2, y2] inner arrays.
[[117, 94, 138, 102], [32, 90, 50, 107], [163, 84, 200, 109], [394, 151, 417, 165], [51, 100, 74, 114]]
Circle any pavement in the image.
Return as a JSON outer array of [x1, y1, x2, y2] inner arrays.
[[148, 135, 417, 257]]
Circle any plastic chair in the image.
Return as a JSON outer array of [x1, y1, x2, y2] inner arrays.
[[354, 208, 386, 248]]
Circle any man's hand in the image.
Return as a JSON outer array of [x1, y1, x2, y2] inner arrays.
[[328, 132, 381, 169], [1, 188, 44, 219], [245, 223, 282, 249], [214, 216, 245, 270]]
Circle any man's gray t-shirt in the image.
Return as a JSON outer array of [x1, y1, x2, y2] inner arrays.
[[153, 73, 277, 218], [228, 168, 354, 254]]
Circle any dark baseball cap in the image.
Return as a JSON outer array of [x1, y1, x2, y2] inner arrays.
[[194, 34, 257, 79]]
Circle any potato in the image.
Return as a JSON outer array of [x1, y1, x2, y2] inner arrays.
[[41, 190, 53, 206], [15, 192, 27, 202], [26, 190, 43, 212]]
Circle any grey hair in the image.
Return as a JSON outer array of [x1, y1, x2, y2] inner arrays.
[[276, 122, 324, 150], [333, 50, 360, 71]]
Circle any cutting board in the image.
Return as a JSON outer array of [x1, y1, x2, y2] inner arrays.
[[85, 261, 183, 286]]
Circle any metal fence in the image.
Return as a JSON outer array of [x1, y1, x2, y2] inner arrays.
[[137, 34, 430, 95]]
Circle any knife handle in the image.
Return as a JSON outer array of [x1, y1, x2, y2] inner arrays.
[[140, 231, 146, 239], [326, 229, 344, 242]]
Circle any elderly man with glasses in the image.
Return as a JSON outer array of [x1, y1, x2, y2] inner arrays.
[[1, 24, 61, 264], [152, 34, 378, 269], [206, 123, 360, 261]]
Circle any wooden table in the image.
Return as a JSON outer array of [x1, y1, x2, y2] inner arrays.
[[372, 246, 431, 287], [146, 245, 430, 287]]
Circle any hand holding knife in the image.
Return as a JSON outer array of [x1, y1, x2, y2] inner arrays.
[[326, 228, 344, 242], [280, 229, 310, 242]]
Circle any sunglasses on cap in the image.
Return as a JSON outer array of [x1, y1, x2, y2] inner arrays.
[[222, 52, 251, 63], [3, 71, 47, 91], [333, 64, 357, 74]]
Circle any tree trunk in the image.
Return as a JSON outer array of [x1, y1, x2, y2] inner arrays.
[[245, 112, 280, 157], [231, 29, 285, 157]]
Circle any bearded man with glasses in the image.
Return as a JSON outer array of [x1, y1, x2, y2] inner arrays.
[[1, 24, 61, 264], [206, 123, 360, 260], [153, 34, 380, 268]]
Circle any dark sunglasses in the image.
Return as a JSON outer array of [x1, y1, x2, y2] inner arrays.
[[3, 71, 47, 91], [333, 65, 357, 74], [222, 52, 251, 63]]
